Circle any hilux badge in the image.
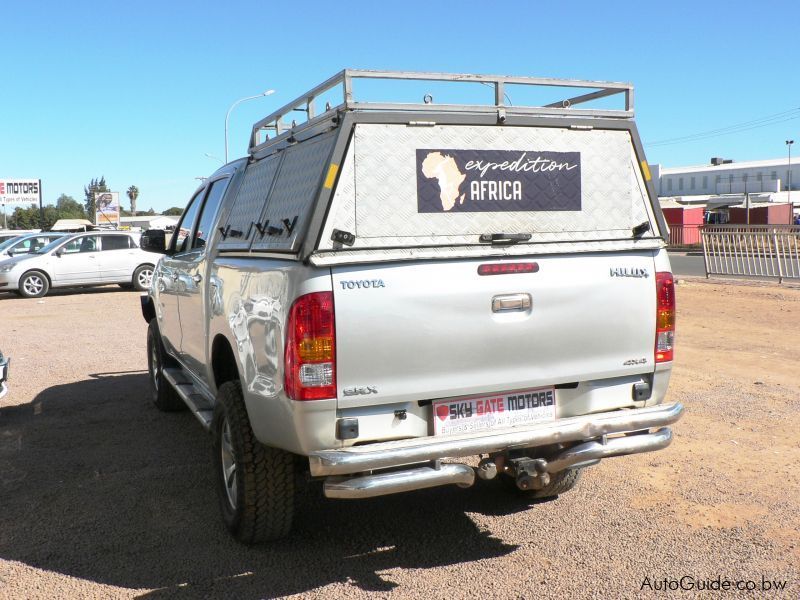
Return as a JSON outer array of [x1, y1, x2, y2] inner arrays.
[[610, 267, 649, 278]]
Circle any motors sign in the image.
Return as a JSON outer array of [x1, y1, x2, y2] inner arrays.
[[0, 179, 40, 205]]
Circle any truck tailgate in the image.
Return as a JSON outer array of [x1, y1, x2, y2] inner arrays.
[[333, 252, 657, 409]]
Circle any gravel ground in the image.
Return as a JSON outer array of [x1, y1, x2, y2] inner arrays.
[[0, 280, 798, 599]]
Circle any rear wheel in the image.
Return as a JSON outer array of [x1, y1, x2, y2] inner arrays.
[[146, 320, 184, 411], [18, 270, 50, 298], [213, 381, 295, 543], [133, 264, 154, 291]]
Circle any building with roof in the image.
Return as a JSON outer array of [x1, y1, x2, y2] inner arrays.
[[119, 215, 179, 230], [650, 157, 797, 197], [651, 157, 798, 226], [50, 219, 95, 231]]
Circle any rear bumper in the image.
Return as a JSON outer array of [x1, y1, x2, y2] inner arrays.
[[310, 402, 683, 477]]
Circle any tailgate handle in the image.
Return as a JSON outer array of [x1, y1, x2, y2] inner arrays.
[[492, 293, 531, 313]]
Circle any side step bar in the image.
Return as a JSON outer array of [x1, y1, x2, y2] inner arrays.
[[162, 367, 214, 429]]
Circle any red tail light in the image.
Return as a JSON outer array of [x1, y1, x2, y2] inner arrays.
[[285, 292, 336, 400], [655, 272, 675, 362]]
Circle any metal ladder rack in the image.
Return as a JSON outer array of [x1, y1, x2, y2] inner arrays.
[[249, 69, 634, 154]]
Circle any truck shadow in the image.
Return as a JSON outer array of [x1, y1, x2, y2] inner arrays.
[[0, 374, 535, 598]]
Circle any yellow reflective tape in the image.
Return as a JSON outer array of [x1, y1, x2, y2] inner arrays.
[[323, 164, 339, 189], [641, 160, 652, 182]]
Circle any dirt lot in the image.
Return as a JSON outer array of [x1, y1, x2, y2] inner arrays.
[[0, 281, 798, 599]]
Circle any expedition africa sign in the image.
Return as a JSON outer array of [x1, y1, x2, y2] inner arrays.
[[416, 149, 581, 213]]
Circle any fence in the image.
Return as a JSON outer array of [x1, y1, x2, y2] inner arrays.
[[668, 224, 703, 246], [701, 225, 800, 282]]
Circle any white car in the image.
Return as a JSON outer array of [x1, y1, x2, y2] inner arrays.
[[0, 231, 156, 298], [0, 230, 39, 244], [0, 232, 67, 261]]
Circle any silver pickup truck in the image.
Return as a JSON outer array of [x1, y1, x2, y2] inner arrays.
[[141, 70, 682, 543]]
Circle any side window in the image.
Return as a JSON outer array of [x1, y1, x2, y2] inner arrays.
[[62, 235, 100, 254], [31, 236, 52, 252], [60, 239, 82, 254], [172, 191, 205, 254], [101, 235, 131, 251], [12, 239, 34, 254], [193, 178, 230, 250], [14, 236, 51, 253]]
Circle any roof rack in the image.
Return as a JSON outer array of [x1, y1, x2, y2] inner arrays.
[[249, 69, 634, 154]]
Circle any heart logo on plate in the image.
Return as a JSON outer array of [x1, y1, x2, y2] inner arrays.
[[436, 405, 450, 421]]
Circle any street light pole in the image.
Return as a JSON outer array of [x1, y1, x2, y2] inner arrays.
[[787, 140, 795, 225], [225, 90, 275, 163]]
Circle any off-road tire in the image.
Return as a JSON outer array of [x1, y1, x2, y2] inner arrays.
[[212, 381, 295, 543], [502, 468, 582, 499], [146, 320, 184, 411], [18, 270, 50, 298], [133, 264, 154, 291]]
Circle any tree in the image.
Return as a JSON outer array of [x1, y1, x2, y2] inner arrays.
[[8, 206, 40, 229], [126, 185, 139, 214], [163, 206, 184, 216], [8, 194, 92, 230], [55, 194, 87, 220], [84, 176, 109, 223], [9, 205, 59, 230]]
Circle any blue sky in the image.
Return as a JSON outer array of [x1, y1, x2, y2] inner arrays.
[[1, 0, 798, 213]]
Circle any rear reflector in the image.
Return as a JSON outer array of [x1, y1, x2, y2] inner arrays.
[[655, 272, 675, 362], [285, 292, 336, 400], [478, 262, 539, 276]]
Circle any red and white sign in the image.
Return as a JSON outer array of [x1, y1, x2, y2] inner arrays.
[[432, 387, 556, 436], [0, 179, 39, 205]]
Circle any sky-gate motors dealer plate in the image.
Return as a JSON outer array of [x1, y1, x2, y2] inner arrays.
[[432, 387, 556, 436]]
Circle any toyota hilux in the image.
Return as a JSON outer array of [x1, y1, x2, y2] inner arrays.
[[140, 70, 683, 543]]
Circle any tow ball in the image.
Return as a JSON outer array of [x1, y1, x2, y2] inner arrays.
[[510, 457, 550, 491]]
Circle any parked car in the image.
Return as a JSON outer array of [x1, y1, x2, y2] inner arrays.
[[141, 70, 682, 543], [0, 231, 156, 298], [0, 230, 39, 244], [0, 232, 67, 261], [0, 351, 8, 399]]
